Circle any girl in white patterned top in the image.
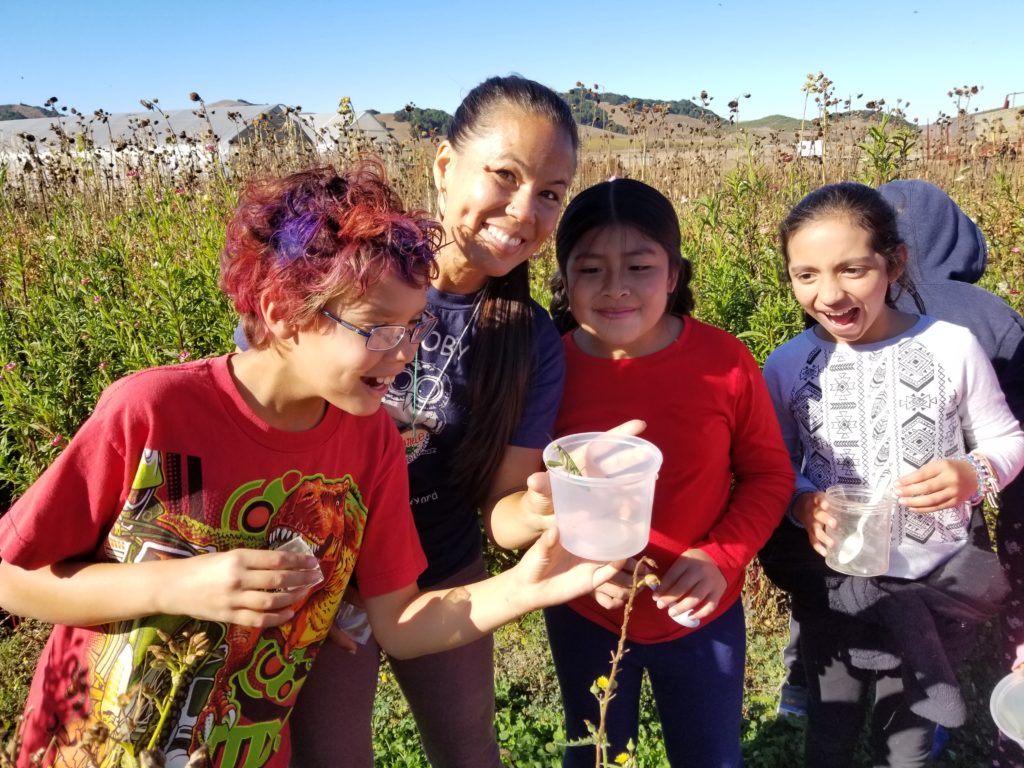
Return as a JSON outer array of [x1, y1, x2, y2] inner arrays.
[[762, 182, 1024, 768]]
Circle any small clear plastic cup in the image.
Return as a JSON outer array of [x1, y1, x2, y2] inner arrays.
[[991, 671, 1024, 747], [823, 485, 895, 577], [272, 535, 324, 589], [543, 432, 663, 561]]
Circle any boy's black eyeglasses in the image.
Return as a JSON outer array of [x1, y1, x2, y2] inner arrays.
[[320, 308, 438, 351]]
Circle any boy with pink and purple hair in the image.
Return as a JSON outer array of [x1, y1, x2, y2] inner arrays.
[[0, 161, 617, 768]]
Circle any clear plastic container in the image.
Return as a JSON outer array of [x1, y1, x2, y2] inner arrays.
[[823, 485, 895, 577], [991, 671, 1024, 747], [543, 433, 663, 561], [272, 535, 324, 588]]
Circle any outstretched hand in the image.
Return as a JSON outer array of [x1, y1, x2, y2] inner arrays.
[[164, 548, 322, 628], [513, 528, 623, 609], [591, 558, 652, 610]]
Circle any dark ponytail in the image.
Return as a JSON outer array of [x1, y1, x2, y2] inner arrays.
[[447, 76, 578, 507]]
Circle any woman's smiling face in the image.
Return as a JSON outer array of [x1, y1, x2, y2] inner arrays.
[[432, 106, 576, 292]]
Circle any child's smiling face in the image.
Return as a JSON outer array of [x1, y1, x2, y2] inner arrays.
[[566, 225, 680, 359], [786, 216, 905, 345], [300, 273, 429, 417]]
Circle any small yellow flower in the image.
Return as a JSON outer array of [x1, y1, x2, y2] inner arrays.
[[596, 675, 610, 690], [614, 753, 630, 765]]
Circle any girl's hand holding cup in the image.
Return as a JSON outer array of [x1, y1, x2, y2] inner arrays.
[[793, 491, 835, 556], [654, 548, 727, 624]]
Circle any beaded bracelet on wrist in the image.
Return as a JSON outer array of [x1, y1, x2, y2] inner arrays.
[[962, 451, 1000, 508]]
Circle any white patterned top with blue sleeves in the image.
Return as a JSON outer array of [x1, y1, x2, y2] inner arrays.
[[764, 315, 1024, 579]]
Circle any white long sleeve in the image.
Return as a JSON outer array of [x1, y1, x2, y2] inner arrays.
[[763, 316, 1024, 578]]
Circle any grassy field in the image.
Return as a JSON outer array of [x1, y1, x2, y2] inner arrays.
[[1, 88, 1023, 765]]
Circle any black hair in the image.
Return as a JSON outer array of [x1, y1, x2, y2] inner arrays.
[[448, 75, 580, 155], [549, 178, 694, 334], [445, 76, 579, 508], [780, 182, 922, 312]]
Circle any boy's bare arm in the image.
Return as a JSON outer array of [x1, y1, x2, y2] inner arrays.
[[0, 549, 322, 628], [364, 527, 621, 659]]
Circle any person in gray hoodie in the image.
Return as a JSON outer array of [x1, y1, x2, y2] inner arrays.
[[882, 179, 1024, 765]]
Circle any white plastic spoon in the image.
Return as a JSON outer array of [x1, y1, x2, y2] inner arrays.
[[670, 609, 701, 629], [836, 513, 870, 565], [836, 480, 889, 565]]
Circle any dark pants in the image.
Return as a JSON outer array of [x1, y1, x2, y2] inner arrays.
[[995, 476, 1024, 767], [545, 600, 745, 768], [290, 557, 502, 768], [800, 621, 933, 768]]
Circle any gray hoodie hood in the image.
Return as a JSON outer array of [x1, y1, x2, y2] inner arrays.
[[878, 179, 987, 284]]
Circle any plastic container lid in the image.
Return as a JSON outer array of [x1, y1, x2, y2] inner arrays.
[[990, 671, 1024, 746]]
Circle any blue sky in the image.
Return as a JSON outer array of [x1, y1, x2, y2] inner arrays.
[[4, 0, 1021, 124]]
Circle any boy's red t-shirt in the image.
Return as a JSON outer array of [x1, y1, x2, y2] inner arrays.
[[0, 355, 425, 767]]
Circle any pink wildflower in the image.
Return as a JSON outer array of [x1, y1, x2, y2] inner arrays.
[[98, 361, 108, 370], [1012, 246, 1021, 254], [178, 350, 192, 362], [93, 295, 101, 304], [3, 362, 16, 372], [126, 169, 140, 178], [174, 187, 186, 195], [80, 277, 91, 286], [50, 435, 64, 447]]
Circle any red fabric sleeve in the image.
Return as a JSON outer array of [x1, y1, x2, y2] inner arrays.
[[0, 382, 134, 569], [696, 348, 794, 580]]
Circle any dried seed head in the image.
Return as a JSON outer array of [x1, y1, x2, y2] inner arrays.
[[82, 721, 110, 746]]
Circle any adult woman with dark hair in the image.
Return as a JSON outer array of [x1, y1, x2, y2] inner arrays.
[[289, 75, 579, 767]]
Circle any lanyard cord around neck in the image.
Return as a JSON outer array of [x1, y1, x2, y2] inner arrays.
[[411, 291, 485, 440]]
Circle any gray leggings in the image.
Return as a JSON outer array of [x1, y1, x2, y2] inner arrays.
[[800, 623, 933, 768], [289, 557, 503, 768]]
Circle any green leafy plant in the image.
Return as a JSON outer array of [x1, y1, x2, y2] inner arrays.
[[858, 111, 918, 186]]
